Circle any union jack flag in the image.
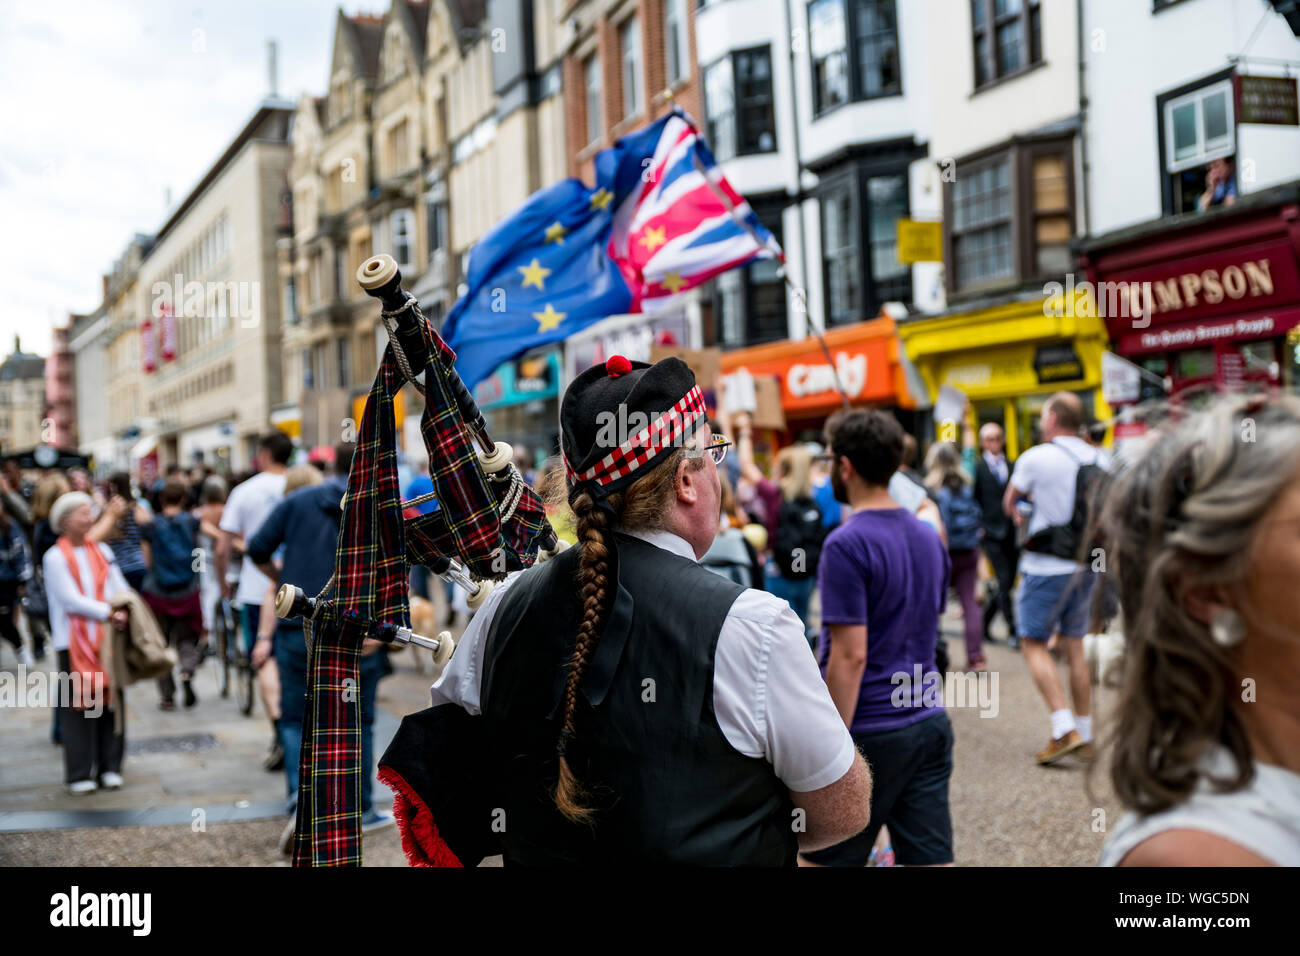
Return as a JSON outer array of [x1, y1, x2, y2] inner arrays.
[[602, 109, 784, 313]]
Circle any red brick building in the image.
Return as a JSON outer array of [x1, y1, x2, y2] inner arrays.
[[562, 0, 703, 181]]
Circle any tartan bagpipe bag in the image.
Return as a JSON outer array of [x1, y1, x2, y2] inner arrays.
[[292, 299, 551, 867]]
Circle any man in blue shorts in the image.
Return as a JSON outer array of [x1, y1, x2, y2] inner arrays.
[[1003, 393, 1108, 765]]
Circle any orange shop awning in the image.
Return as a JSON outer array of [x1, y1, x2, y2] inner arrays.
[[718, 316, 913, 418]]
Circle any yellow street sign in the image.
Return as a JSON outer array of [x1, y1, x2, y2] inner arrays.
[[896, 219, 943, 264]]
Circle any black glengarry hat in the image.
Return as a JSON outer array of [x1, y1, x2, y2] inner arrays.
[[562, 355, 707, 501]]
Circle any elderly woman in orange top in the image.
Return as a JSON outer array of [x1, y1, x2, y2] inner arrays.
[[43, 492, 131, 795]]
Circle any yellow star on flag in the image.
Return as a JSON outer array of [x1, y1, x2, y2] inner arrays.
[[589, 188, 614, 211], [518, 258, 551, 291], [661, 271, 687, 294], [639, 226, 667, 253], [533, 303, 566, 332], [544, 221, 567, 244]]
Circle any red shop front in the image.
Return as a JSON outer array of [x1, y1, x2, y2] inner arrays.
[[1079, 183, 1300, 403]]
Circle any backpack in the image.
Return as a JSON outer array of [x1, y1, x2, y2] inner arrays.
[[702, 527, 760, 590], [150, 514, 198, 591], [1024, 441, 1110, 562], [771, 496, 827, 580], [936, 485, 982, 552]]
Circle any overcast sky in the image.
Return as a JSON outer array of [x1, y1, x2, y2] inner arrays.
[[0, 1, 370, 357]]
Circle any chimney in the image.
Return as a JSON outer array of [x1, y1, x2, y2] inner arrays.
[[267, 40, 279, 98]]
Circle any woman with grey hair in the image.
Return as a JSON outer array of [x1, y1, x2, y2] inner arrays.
[[44, 492, 132, 794], [1098, 394, 1300, 866]]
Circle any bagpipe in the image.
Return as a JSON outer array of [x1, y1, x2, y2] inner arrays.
[[277, 252, 565, 867]]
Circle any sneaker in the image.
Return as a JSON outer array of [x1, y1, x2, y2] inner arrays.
[[68, 779, 97, 795], [158, 699, 176, 712], [1007, 635, 1021, 651], [100, 772, 124, 789], [1036, 730, 1085, 766], [361, 809, 395, 833], [262, 739, 285, 772], [182, 680, 197, 709], [1076, 742, 1097, 763], [18, 645, 35, 668], [279, 818, 296, 856]]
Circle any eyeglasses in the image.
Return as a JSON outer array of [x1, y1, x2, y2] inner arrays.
[[685, 434, 731, 465]]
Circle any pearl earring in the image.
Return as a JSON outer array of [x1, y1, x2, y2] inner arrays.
[[1210, 608, 1246, 648]]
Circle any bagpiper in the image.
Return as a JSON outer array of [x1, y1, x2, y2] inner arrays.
[[393, 355, 871, 865]]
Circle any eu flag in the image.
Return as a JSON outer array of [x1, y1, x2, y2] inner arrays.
[[440, 177, 633, 390]]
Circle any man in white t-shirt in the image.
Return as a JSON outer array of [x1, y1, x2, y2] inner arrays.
[[1003, 392, 1107, 766], [216, 432, 292, 656]]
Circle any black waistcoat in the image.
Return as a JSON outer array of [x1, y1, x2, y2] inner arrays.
[[480, 532, 797, 866]]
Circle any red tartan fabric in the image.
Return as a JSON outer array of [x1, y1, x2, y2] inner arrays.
[[335, 347, 411, 627], [292, 618, 363, 867], [296, 301, 552, 867]]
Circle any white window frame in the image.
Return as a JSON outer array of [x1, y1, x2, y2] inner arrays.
[[620, 17, 643, 120], [391, 208, 415, 272], [1163, 79, 1235, 174], [584, 53, 602, 145], [665, 0, 688, 86]]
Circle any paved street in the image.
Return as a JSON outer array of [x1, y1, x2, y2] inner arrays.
[[0, 610, 1118, 867]]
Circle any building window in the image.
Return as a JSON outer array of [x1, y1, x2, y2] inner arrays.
[[818, 159, 915, 324], [391, 209, 415, 272], [1160, 75, 1236, 214], [711, 202, 787, 347], [971, 0, 1042, 90], [1030, 151, 1071, 274], [336, 337, 350, 389], [386, 119, 410, 177], [705, 48, 777, 161], [717, 270, 744, 344], [951, 158, 1013, 289], [427, 199, 447, 255], [736, 49, 776, 154], [944, 139, 1075, 294], [866, 174, 909, 303], [620, 17, 643, 120], [584, 53, 602, 144], [704, 58, 735, 160], [821, 185, 859, 325], [335, 245, 348, 299], [665, 0, 688, 86], [810, 0, 849, 114], [855, 0, 901, 97], [809, 0, 900, 115]]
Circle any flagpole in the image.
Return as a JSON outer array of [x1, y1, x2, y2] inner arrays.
[[686, 146, 851, 411]]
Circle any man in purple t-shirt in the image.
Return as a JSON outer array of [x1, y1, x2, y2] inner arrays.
[[803, 409, 955, 867]]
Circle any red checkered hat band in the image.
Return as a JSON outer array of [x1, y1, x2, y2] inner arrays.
[[566, 385, 707, 490]]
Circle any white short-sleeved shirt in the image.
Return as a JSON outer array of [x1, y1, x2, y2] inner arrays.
[[1009, 436, 1105, 576], [220, 470, 286, 606], [431, 528, 857, 793]]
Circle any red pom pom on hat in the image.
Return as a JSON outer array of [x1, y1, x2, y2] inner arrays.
[[605, 355, 633, 377]]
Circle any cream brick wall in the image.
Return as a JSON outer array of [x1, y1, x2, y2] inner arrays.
[[139, 128, 290, 471]]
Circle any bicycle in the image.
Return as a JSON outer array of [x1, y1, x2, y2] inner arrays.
[[211, 595, 254, 716]]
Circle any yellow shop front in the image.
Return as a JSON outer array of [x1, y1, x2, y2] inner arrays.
[[897, 293, 1112, 459]]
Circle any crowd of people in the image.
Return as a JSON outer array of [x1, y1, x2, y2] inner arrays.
[[0, 433, 396, 851], [3, 363, 1297, 867], [628, 383, 1297, 866]]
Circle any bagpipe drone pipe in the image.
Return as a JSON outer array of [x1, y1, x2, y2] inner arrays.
[[278, 253, 565, 867]]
